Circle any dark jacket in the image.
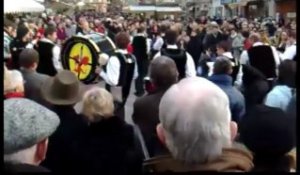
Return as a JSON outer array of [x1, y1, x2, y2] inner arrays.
[[35, 40, 57, 76], [143, 144, 254, 173], [209, 74, 245, 123], [203, 32, 227, 56], [186, 34, 204, 66], [41, 105, 87, 174], [20, 69, 51, 108], [9, 39, 29, 70], [132, 89, 169, 157], [4, 162, 50, 173], [71, 116, 143, 175]]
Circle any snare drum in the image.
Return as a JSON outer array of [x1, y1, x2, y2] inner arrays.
[[61, 33, 116, 84]]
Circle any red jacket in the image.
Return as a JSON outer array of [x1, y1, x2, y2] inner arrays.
[[244, 39, 252, 50]]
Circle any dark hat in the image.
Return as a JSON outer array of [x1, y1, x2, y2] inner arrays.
[[4, 98, 60, 154], [41, 70, 83, 105], [239, 105, 296, 157], [17, 25, 29, 39]]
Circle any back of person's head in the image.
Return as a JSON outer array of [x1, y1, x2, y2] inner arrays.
[[249, 32, 261, 43], [217, 40, 231, 52], [157, 77, 237, 164], [239, 105, 295, 170], [278, 60, 296, 88], [244, 79, 269, 108], [4, 70, 24, 94], [44, 25, 56, 38], [165, 29, 178, 45], [19, 49, 39, 69], [137, 25, 145, 33], [16, 25, 29, 40], [149, 56, 178, 90], [82, 87, 114, 121], [4, 98, 60, 165], [242, 31, 250, 38], [213, 57, 233, 75], [115, 32, 130, 49]]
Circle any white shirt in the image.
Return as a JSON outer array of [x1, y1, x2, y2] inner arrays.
[[152, 36, 164, 51], [280, 42, 296, 60], [154, 45, 196, 77], [100, 49, 138, 86], [40, 38, 62, 71]]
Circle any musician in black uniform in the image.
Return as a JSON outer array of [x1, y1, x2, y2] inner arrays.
[[132, 26, 149, 96], [34, 26, 62, 76], [96, 32, 137, 120], [153, 29, 196, 80]]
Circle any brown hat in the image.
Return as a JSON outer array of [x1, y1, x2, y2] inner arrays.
[[41, 70, 83, 105]]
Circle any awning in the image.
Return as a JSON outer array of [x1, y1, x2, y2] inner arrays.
[[5, 0, 45, 14], [128, 5, 156, 12], [156, 6, 182, 12]]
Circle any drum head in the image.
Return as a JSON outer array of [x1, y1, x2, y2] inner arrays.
[[61, 34, 115, 84]]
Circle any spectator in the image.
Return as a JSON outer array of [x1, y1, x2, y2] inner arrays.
[[276, 30, 288, 53], [144, 77, 254, 173], [203, 21, 227, 58], [133, 56, 178, 157], [4, 19, 17, 62], [10, 25, 32, 70], [71, 87, 143, 174], [229, 27, 244, 59], [264, 60, 296, 111], [239, 105, 296, 172], [19, 48, 50, 107], [65, 18, 76, 39], [4, 69, 24, 99], [35, 25, 62, 76], [280, 30, 296, 61], [209, 57, 245, 124], [40, 70, 87, 174], [56, 22, 67, 45], [4, 98, 60, 173]]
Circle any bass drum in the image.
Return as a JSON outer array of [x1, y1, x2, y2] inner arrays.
[[61, 33, 116, 84]]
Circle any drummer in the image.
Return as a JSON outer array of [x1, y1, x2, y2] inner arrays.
[[96, 32, 138, 120], [77, 19, 94, 35]]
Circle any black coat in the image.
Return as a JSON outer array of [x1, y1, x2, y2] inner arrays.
[[71, 116, 143, 175], [186, 34, 204, 66], [4, 162, 50, 173], [41, 105, 87, 174], [132, 89, 169, 157]]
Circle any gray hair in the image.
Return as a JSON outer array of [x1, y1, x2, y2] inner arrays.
[[159, 77, 232, 164]]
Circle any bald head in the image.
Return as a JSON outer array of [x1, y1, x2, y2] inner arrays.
[[150, 56, 178, 89], [158, 77, 232, 164]]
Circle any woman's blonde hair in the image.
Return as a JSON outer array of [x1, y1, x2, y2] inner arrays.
[[82, 87, 114, 121]]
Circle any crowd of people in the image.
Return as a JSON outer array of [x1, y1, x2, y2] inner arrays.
[[4, 10, 297, 173]]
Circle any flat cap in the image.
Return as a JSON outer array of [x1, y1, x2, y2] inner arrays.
[[4, 98, 60, 154]]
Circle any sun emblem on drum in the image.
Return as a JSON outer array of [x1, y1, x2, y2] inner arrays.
[[68, 43, 93, 80]]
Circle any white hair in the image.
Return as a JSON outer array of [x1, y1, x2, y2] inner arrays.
[[159, 77, 232, 164], [4, 145, 36, 164], [10, 70, 24, 89]]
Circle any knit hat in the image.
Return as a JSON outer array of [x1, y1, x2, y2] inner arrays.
[[239, 105, 296, 157], [4, 98, 60, 154], [16, 25, 30, 40]]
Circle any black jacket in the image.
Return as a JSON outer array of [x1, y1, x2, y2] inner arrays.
[[9, 39, 29, 70], [132, 89, 169, 157], [41, 105, 87, 174], [4, 162, 50, 173], [71, 116, 143, 175]]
